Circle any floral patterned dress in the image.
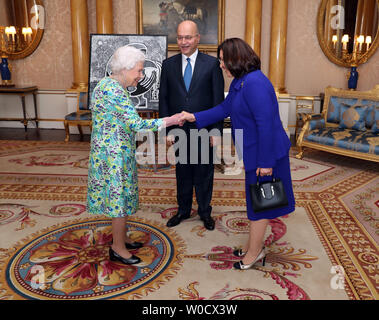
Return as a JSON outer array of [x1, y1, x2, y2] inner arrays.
[[86, 77, 163, 218]]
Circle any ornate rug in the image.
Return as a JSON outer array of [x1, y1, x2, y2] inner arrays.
[[0, 141, 377, 300]]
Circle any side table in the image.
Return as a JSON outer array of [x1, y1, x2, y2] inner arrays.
[[0, 86, 39, 131]]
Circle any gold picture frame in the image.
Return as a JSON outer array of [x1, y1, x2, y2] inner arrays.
[[316, 0, 379, 68], [1, 0, 45, 60], [136, 0, 225, 52]]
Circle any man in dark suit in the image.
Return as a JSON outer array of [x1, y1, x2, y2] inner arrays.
[[159, 20, 225, 230]]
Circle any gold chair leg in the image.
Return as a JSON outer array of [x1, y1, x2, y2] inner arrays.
[[78, 125, 83, 137], [64, 121, 70, 142], [295, 146, 304, 159]]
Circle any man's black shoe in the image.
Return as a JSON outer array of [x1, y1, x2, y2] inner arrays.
[[202, 216, 215, 230], [166, 213, 190, 227]]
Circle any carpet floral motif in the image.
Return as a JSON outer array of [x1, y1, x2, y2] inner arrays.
[[183, 216, 317, 300], [0, 218, 185, 300], [9, 154, 88, 168], [0, 203, 86, 230], [178, 279, 308, 301], [350, 185, 379, 236]]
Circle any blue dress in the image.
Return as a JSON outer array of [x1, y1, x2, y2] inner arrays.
[[194, 70, 295, 221], [86, 77, 163, 218]]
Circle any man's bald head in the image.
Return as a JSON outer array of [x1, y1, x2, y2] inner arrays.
[[177, 20, 199, 34], [176, 20, 200, 57]]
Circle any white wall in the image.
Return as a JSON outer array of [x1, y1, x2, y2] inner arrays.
[[0, 90, 90, 134]]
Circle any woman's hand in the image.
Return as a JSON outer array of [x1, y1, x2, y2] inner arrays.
[[256, 167, 273, 177], [163, 113, 182, 127], [179, 111, 196, 124]]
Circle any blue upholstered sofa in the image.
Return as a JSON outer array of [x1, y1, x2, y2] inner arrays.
[[296, 86, 379, 162]]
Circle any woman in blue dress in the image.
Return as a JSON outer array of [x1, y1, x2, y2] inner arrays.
[[180, 38, 295, 270], [87, 46, 181, 265]]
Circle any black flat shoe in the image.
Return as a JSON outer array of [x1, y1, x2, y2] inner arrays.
[[125, 241, 143, 250], [202, 217, 215, 230], [109, 248, 141, 265], [109, 241, 144, 250], [166, 213, 190, 227]]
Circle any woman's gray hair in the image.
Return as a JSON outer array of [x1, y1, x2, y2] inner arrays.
[[109, 45, 145, 74]]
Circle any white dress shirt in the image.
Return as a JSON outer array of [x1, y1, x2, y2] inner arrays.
[[182, 49, 198, 77]]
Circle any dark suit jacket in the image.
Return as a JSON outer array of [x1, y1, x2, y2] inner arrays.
[[159, 52, 224, 133]]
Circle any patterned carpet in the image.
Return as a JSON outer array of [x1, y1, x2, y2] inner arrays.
[[0, 140, 377, 300]]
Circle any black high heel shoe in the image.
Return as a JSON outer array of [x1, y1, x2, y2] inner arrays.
[[233, 249, 246, 257], [109, 248, 141, 265], [233, 246, 265, 258]]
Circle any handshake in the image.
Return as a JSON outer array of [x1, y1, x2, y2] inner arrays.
[[163, 111, 195, 128], [163, 111, 220, 147]]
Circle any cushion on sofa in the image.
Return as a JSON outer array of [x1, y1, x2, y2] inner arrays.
[[339, 104, 368, 131], [365, 105, 375, 128], [362, 100, 379, 129], [327, 97, 358, 124], [364, 104, 379, 133], [308, 114, 325, 130], [371, 111, 379, 133]]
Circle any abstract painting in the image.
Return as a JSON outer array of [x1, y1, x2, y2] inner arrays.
[[88, 34, 167, 110]]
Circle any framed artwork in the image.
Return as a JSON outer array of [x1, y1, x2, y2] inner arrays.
[[88, 34, 167, 111], [136, 0, 225, 51]]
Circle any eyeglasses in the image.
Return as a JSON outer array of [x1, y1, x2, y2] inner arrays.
[[176, 34, 198, 41]]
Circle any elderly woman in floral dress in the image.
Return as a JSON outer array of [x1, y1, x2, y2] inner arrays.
[[87, 45, 181, 265]]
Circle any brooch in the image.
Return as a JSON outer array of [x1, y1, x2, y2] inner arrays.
[[241, 81, 244, 88]]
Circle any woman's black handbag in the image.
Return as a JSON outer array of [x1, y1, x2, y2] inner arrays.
[[250, 176, 288, 212]]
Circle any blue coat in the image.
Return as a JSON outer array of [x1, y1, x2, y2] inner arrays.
[[194, 70, 291, 172]]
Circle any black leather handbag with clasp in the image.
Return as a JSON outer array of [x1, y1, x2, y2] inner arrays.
[[250, 176, 288, 212]]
